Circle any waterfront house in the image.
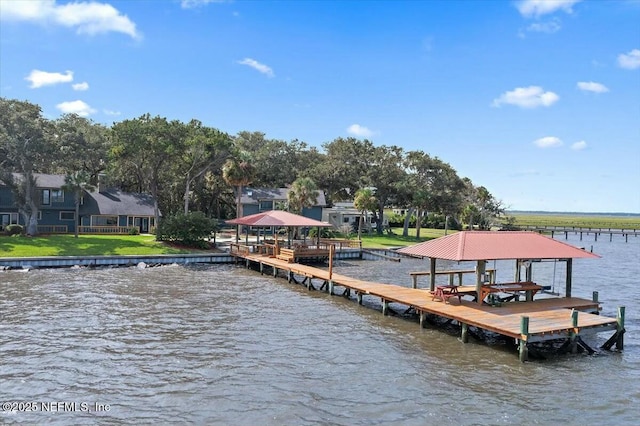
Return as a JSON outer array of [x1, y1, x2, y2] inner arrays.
[[239, 187, 326, 221], [0, 173, 157, 234]]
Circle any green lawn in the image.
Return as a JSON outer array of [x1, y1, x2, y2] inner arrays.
[[0, 234, 196, 258], [506, 213, 640, 229], [358, 227, 447, 248]]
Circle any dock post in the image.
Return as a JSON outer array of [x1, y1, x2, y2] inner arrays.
[[419, 311, 427, 328], [519, 316, 529, 362], [617, 306, 626, 350], [592, 291, 599, 303], [412, 275, 417, 289], [260, 262, 264, 275], [570, 309, 579, 354], [273, 266, 277, 277], [328, 280, 334, 295], [461, 323, 469, 343], [382, 299, 389, 316], [357, 292, 363, 305], [287, 270, 292, 283]]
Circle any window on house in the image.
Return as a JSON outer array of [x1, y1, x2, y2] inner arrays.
[[91, 216, 118, 226], [51, 190, 64, 203], [41, 189, 50, 205], [60, 211, 75, 221], [37, 211, 42, 220], [343, 217, 350, 223], [1, 212, 19, 226], [259, 200, 272, 211]]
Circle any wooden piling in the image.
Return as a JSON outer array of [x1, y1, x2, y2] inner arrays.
[[382, 299, 389, 316], [570, 309, 579, 354], [519, 316, 529, 362], [419, 311, 427, 328], [357, 292, 363, 305], [617, 306, 626, 350], [461, 322, 469, 343]]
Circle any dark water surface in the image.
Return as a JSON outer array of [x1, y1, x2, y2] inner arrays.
[[1, 234, 638, 425]]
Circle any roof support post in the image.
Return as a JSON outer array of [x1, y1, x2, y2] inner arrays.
[[565, 258, 573, 297], [475, 260, 485, 305], [429, 257, 436, 292]]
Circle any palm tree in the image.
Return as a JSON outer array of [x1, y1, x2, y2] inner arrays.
[[62, 170, 95, 238], [353, 188, 377, 240], [287, 177, 318, 240], [287, 177, 318, 214], [222, 151, 255, 241]]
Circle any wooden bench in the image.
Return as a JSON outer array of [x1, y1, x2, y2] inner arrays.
[[276, 248, 295, 263]]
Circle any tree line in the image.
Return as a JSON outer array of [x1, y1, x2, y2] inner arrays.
[[0, 97, 504, 236]]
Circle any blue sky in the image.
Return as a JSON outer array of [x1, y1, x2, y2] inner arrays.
[[1, 0, 639, 213]]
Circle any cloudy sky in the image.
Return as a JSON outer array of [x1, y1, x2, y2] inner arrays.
[[1, 0, 639, 213]]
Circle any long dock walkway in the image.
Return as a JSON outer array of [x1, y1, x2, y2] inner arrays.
[[232, 251, 624, 361]]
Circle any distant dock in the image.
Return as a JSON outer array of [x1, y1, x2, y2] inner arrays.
[[520, 225, 640, 242]]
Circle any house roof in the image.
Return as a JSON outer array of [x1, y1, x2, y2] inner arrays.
[[241, 187, 326, 207], [3, 173, 67, 188], [226, 210, 331, 227], [396, 231, 600, 261], [82, 189, 156, 216]]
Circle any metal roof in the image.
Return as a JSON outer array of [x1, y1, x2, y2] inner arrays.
[[226, 210, 331, 227], [396, 231, 600, 261]]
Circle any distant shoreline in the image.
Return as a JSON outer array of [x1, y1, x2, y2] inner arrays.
[[507, 210, 640, 217]]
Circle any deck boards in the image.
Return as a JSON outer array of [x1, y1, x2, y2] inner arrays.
[[234, 252, 618, 341]]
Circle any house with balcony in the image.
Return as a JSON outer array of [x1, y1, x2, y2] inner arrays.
[[0, 173, 157, 234]]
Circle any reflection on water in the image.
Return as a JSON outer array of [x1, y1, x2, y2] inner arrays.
[[1, 234, 639, 425]]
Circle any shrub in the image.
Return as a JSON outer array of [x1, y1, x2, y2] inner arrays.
[[308, 227, 335, 239], [128, 227, 140, 235], [5, 224, 24, 236], [156, 212, 219, 249]]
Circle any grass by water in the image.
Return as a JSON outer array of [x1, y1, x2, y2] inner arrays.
[[0, 234, 194, 258]]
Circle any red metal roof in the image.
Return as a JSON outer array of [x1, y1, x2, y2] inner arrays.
[[226, 210, 332, 227], [396, 231, 600, 261]]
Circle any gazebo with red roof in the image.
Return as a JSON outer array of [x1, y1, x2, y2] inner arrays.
[[226, 210, 331, 244], [397, 231, 599, 303]]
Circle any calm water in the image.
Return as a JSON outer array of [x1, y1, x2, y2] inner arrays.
[[1, 233, 638, 425]]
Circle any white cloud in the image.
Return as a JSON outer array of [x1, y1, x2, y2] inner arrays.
[[533, 136, 563, 148], [103, 109, 121, 116], [72, 81, 89, 91], [56, 100, 96, 116], [492, 86, 559, 108], [237, 58, 274, 78], [516, 0, 582, 18], [571, 140, 587, 150], [0, 0, 140, 39], [347, 124, 375, 138], [618, 49, 640, 70], [25, 69, 73, 88], [577, 81, 609, 93], [526, 19, 561, 33], [181, 0, 226, 8]]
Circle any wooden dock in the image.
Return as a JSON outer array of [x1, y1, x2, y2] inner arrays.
[[521, 225, 639, 242], [230, 248, 624, 362]]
